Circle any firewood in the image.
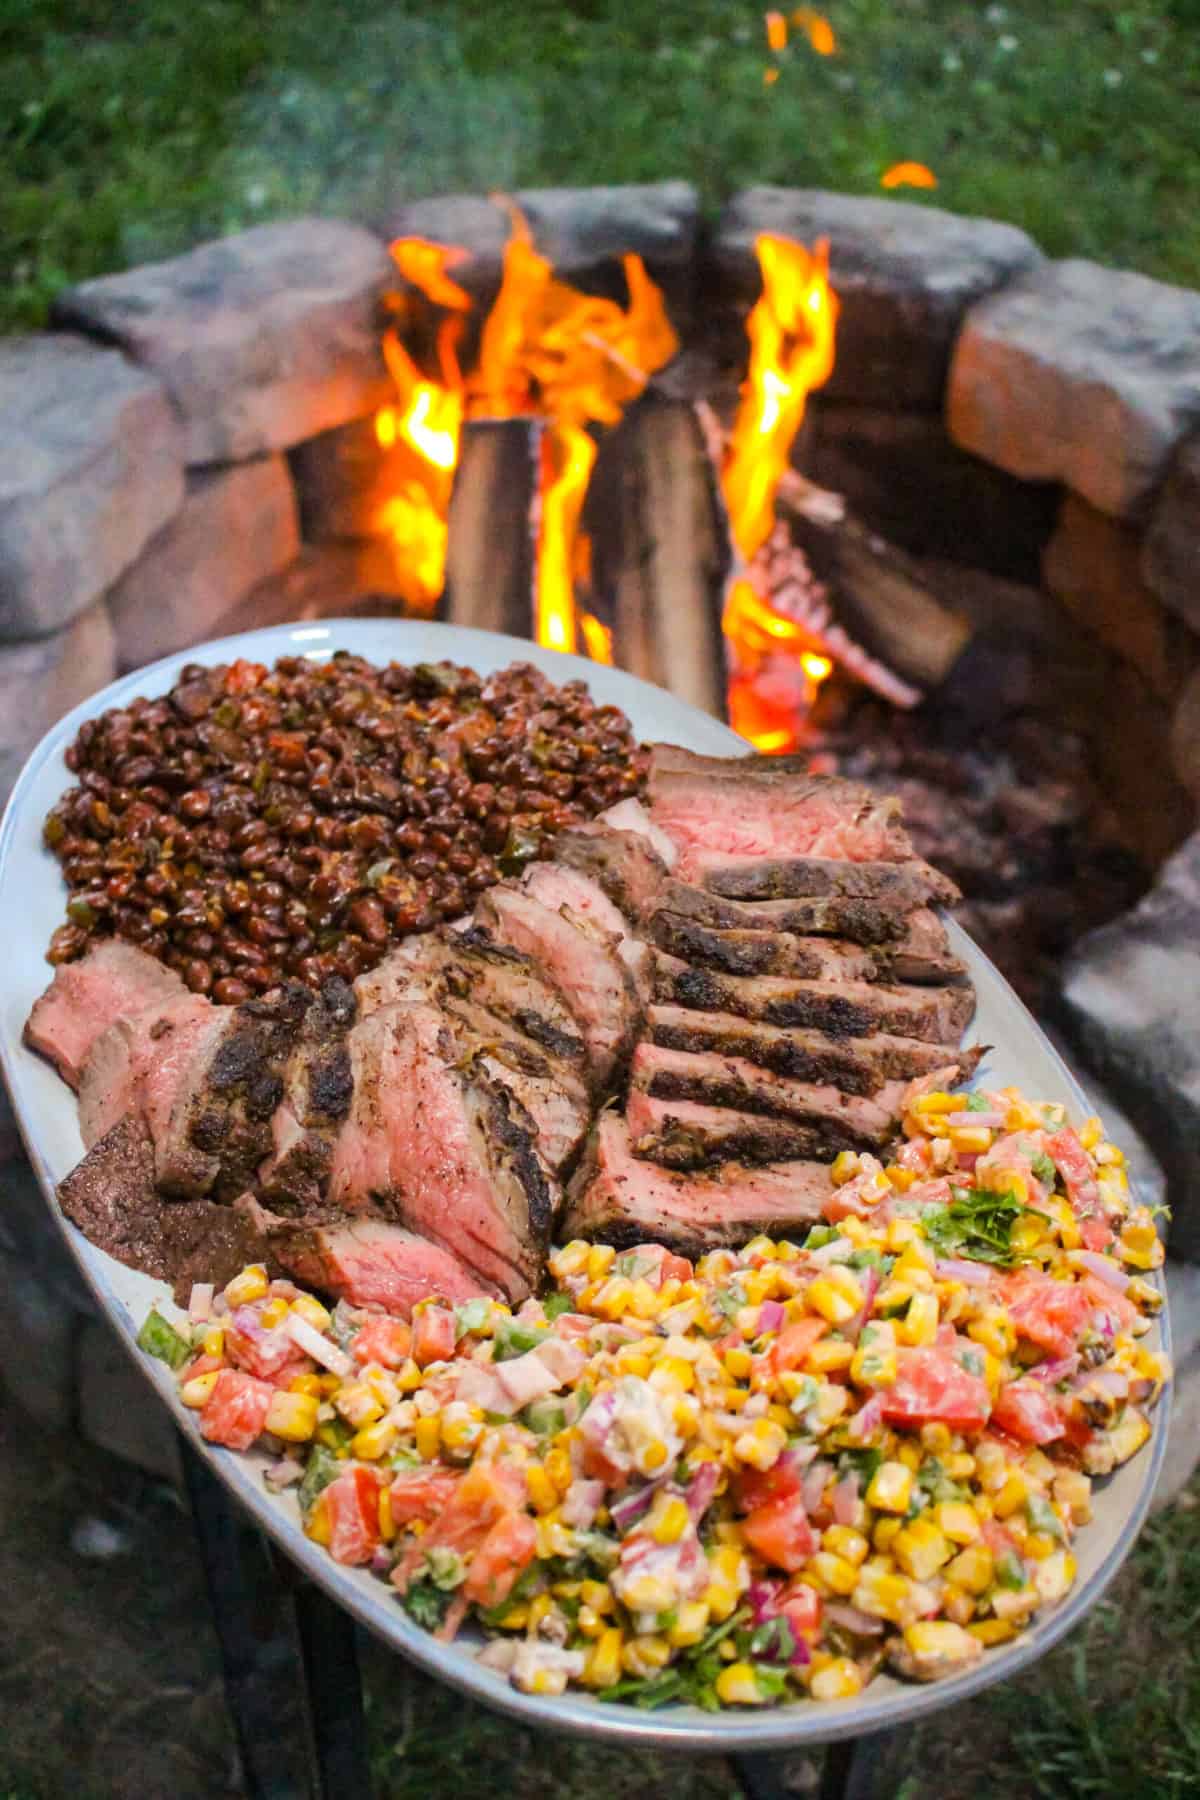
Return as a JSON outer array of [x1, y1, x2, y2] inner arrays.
[[441, 421, 536, 637]]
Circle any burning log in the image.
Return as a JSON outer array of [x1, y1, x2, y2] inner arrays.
[[588, 399, 727, 717], [441, 421, 536, 638]]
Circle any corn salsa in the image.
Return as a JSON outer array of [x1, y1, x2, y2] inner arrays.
[[142, 1085, 1169, 1709]]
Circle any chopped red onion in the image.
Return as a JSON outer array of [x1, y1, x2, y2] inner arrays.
[[284, 1312, 353, 1376], [370, 1543, 395, 1576], [934, 1258, 995, 1286], [824, 1603, 885, 1637], [561, 1479, 605, 1529], [758, 1299, 786, 1336], [1074, 1250, 1131, 1293], [264, 1457, 305, 1490], [609, 1475, 670, 1531], [845, 1267, 880, 1340], [947, 1110, 1004, 1128], [832, 1472, 860, 1526], [188, 1283, 214, 1324], [802, 1460, 831, 1515], [747, 1580, 782, 1624], [789, 1632, 812, 1667], [847, 1393, 884, 1442], [1027, 1353, 1080, 1385], [684, 1461, 720, 1521]]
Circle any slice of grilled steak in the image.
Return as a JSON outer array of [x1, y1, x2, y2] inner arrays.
[[651, 879, 912, 945], [521, 860, 653, 996], [647, 746, 912, 869], [238, 1199, 492, 1315], [652, 953, 976, 1043], [551, 821, 671, 920], [58, 1116, 275, 1302], [689, 850, 958, 907], [626, 1089, 868, 1169], [630, 1042, 902, 1143], [885, 909, 969, 985], [166, 984, 313, 1201], [648, 909, 967, 986], [562, 1113, 832, 1253], [648, 1002, 982, 1094], [441, 1000, 591, 1174], [473, 885, 641, 1089], [327, 1001, 556, 1301], [77, 993, 216, 1149], [259, 978, 358, 1213], [25, 940, 190, 1089]]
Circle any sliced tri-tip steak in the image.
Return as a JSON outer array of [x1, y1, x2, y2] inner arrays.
[[688, 850, 958, 908], [626, 1089, 868, 1169], [650, 879, 912, 946], [77, 993, 217, 1151], [520, 860, 653, 996], [473, 885, 642, 1089], [562, 1113, 832, 1253], [24, 940, 190, 1089], [648, 1003, 982, 1095], [440, 1000, 591, 1175], [238, 1200, 492, 1315], [327, 1001, 556, 1302], [630, 1042, 903, 1144], [648, 908, 967, 986], [58, 1115, 275, 1302], [258, 978, 358, 1213], [552, 820, 671, 920], [652, 954, 976, 1043], [647, 746, 912, 869]]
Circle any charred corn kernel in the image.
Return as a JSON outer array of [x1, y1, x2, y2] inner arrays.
[[616, 1351, 652, 1379], [181, 1370, 220, 1408], [316, 1373, 341, 1398], [1108, 1407, 1152, 1465], [886, 1165, 918, 1192], [1127, 1276, 1163, 1313], [742, 1234, 778, 1262], [851, 1324, 897, 1388], [1094, 1140, 1124, 1167], [543, 1446, 572, 1496], [949, 1125, 994, 1155], [1078, 1115, 1103, 1151], [968, 1310, 1016, 1358], [640, 1440, 671, 1475], [913, 1091, 958, 1114], [734, 1417, 787, 1470], [896, 1440, 923, 1473], [223, 1265, 268, 1307], [289, 1292, 331, 1332], [766, 1403, 795, 1431], [587, 1244, 616, 1282], [378, 1488, 396, 1543], [942, 1584, 975, 1627], [969, 1618, 1018, 1646], [1059, 1214, 1082, 1251], [715, 1662, 768, 1706], [892, 1520, 952, 1582], [1052, 1471, 1093, 1525], [650, 1496, 691, 1546], [973, 1494, 994, 1523], [1010, 1214, 1047, 1256], [808, 1552, 859, 1596], [333, 1383, 383, 1429], [264, 1389, 319, 1442], [595, 1277, 635, 1320], [526, 1668, 568, 1697], [414, 1414, 441, 1460], [945, 1452, 976, 1481], [492, 1605, 527, 1630], [823, 1525, 870, 1566], [991, 1584, 1039, 1622], [867, 1460, 913, 1513], [704, 1580, 739, 1622], [808, 1265, 865, 1324], [993, 1468, 1031, 1519], [259, 1296, 291, 1330], [935, 1502, 980, 1545], [1002, 1092, 1042, 1131], [526, 1593, 556, 1633], [628, 1279, 660, 1321], [576, 1605, 604, 1639], [201, 1326, 226, 1359], [580, 1580, 614, 1614], [651, 1355, 696, 1394], [288, 1373, 323, 1398], [831, 1150, 862, 1185], [350, 1418, 397, 1460], [551, 1239, 591, 1278], [1034, 1550, 1077, 1604], [622, 1635, 672, 1677], [583, 1628, 623, 1689], [305, 1497, 332, 1547], [899, 1292, 939, 1347], [394, 1359, 422, 1394], [1023, 1533, 1058, 1561], [873, 1517, 902, 1553], [886, 1217, 920, 1251], [974, 1439, 1008, 1491], [621, 1571, 677, 1614], [667, 1602, 710, 1648], [814, 1382, 848, 1429], [526, 1465, 559, 1514], [537, 1515, 576, 1560], [809, 1658, 863, 1701], [809, 1338, 855, 1375], [851, 1565, 913, 1625], [741, 1268, 773, 1306]]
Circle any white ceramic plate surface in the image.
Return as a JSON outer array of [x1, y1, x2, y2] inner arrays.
[[0, 618, 1169, 1750]]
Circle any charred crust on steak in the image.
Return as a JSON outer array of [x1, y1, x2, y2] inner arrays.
[[308, 1049, 354, 1120], [513, 1008, 587, 1061]]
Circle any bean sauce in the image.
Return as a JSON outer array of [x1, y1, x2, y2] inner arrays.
[[43, 654, 647, 988]]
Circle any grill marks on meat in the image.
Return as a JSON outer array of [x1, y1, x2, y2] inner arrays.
[[176, 985, 313, 1201], [238, 1200, 491, 1317], [259, 978, 358, 1213], [627, 1088, 867, 1169], [647, 908, 968, 987], [653, 953, 976, 1043], [690, 851, 958, 907], [552, 819, 671, 918], [630, 1043, 903, 1144], [562, 1113, 832, 1253], [650, 880, 913, 946]]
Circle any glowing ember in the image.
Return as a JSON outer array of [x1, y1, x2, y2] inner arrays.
[[881, 161, 938, 190], [793, 8, 837, 54]]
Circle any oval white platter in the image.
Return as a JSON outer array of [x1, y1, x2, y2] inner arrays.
[[0, 617, 1169, 1750]]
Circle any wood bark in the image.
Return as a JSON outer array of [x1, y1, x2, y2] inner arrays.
[[440, 421, 536, 638]]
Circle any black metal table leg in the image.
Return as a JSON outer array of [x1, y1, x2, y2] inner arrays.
[[732, 1726, 906, 1800], [276, 1548, 372, 1799]]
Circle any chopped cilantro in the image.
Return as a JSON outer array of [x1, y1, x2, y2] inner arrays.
[[749, 1617, 797, 1663], [995, 1550, 1028, 1591], [1031, 1151, 1057, 1186], [402, 1580, 452, 1629], [542, 1291, 574, 1321], [454, 1297, 491, 1339], [963, 1092, 993, 1113], [1026, 1495, 1066, 1542], [921, 1187, 1037, 1267], [297, 1445, 342, 1517], [714, 1285, 746, 1320], [837, 1446, 883, 1486]]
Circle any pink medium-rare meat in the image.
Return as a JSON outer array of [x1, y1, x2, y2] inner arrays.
[[258, 978, 357, 1213], [629, 1041, 904, 1143], [687, 850, 958, 908], [562, 1113, 832, 1252], [520, 861, 652, 997], [473, 885, 641, 1089], [552, 822, 671, 920], [646, 746, 912, 870], [241, 1204, 493, 1315], [442, 1005, 591, 1174], [652, 954, 976, 1044], [649, 879, 912, 946], [595, 797, 679, 868], [625, 1088, 869, 1168], [648, 908, 967, 986], [328, 1002, 556, 1300], [24, 941, 189, 1089], [77, 994, 215, 1148]]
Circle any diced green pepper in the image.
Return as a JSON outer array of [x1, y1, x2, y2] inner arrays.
[[137, 1308, 191, 1371], [297, 1445, 343, 1517], [493, 1317, 549, 1361]]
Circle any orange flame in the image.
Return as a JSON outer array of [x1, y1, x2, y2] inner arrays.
[[793, 8, 837, 54], [388, 237, 473, 311], [881, 161, 938, 190], [765, 10, 788, 51]]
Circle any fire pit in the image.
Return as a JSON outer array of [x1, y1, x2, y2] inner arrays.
[[1, 180, 1199, 1260]]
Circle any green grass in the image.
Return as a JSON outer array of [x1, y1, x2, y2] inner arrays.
[[3, 0, 1200, 334]]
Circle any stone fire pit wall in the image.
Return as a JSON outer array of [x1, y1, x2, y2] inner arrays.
[[2, 186, 1200, 1462]]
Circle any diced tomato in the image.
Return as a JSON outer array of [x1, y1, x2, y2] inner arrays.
[[226, 1330, 311, 1387], [1078, 1274, 1138, 1331], [823, 1184, 871, 1224], [880, 1347, 991, 1432], [351, 1316, 413, 1369], [741, 1492, 818, 1573], [734, 1458, 805, 1514], [991, 1379, 1066, 1445], [1002, 1272, 1094, 1359], [324, 1467, 382, 1566], [388, 1468, 462, 1526], [660, 1253, 694, 1285], [769, 1318, 828, 1378], [1081, 1217, 1116, 1254], [580, 1440, 628, 1486], [223, 658, 267, 694], [412, 1305, 457, 1367], [393, 1460, 529, 1590], [199, 1369, 273, 1450], [552, 1312, 594, 1339], [1046, 1127, 1100, 1215], [179, 1352, 224, 1383], [980, 1516, 1019, 1559], [778, 1581, 823, 1640], [462, 1511, 538, 1607]]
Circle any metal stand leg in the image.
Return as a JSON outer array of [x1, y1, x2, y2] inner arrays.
[[732, 1727, 905, 1800], [181, 1434, 372, 1800]]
